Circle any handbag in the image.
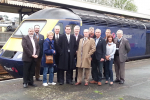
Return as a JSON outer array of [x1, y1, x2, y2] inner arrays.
[[45, 43, 53, 64]]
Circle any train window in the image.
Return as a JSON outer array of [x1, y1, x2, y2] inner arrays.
[[13, 20, 46, 37], [70, 24, 76, 34], [57, 23, 63, 34]]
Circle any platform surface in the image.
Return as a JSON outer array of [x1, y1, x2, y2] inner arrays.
[[0, 59, 150, 100]]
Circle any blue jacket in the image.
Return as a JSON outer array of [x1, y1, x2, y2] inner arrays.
[[41, 38, 56, 67]]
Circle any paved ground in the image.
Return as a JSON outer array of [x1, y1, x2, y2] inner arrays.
[[0, 59, 150, 100]]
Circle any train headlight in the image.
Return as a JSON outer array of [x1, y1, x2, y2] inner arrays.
[[17, 53, 23, 59]]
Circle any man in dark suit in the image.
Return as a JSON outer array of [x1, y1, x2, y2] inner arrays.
[[71, 25, 83, 82], [22, 28, 40, 88], [90, 29, 106, 86], [53, 25, 62, 83], [34, 25, 44, 81], [58, 25, 77, 85], [114, 30, 131, 84]]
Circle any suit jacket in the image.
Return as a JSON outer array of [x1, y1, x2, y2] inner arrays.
[[92, 37, 106, 60], [34, 34, 44, 58], [71, 34, 83, 50], [58, 34, 77, 70], [114, 37, 131, 62], [76, 38, 96, 68], [22, 35, 40, 62]]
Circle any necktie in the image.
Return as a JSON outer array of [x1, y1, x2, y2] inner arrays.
[[56, 35, 58, 43]]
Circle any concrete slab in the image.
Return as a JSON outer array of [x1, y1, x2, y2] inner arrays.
[[0, 59, 150, 100]]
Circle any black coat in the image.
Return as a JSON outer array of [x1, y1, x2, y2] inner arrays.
[[34, 34, 44, 58], [53, 33, 62, 65], [92, 37, 106, 60], [58, 34, 77, 70], [22, 35, 40, 62]]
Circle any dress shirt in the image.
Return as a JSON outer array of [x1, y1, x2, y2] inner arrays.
[[66, 34, 70, 43], [74, 34, 78, 41], [55, 33, 59, 40], [29, 36, 36, 55], [95, 36, 100, 46]]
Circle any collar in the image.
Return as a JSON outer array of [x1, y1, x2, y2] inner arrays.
[[66, 33, 70, 37], [34, 33, 39, 35], [55, 33, 59, 36], [96, 36, 101, 40], [84, 37, 88, 40], [118, 37, 122, 41], [74, 33, 79, 37]]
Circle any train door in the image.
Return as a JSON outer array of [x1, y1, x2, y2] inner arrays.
[[146, 31, 150, 54]]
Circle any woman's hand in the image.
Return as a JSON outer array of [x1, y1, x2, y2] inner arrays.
[[53, 50, 56, 54]]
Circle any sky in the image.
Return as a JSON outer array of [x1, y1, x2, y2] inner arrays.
[[0, 0, 150, 20]]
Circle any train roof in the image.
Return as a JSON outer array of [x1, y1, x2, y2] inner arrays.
[[26, 8, 81, 21], [26, 0, 150, 20]]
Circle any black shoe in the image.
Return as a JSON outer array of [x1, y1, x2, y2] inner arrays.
[[23, 84, 28, 88], [66, 81, 74, 85], [59, 82, 64, 85], [36, 78, 42, 81], [109, 83, 113, 86], [114, 79, 120, 83], [28, 83, 37, 87], [119, 80, 124, 84]]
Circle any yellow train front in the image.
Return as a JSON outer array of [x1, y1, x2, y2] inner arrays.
[[0, 8, 82, 78]]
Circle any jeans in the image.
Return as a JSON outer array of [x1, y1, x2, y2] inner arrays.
[[105, 59, 114, 82], [43, 67, 54, 83], [91, 60, 103, 82]]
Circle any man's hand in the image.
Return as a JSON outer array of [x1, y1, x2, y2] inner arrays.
[[34, 55, 38, 58], [100, 58, 104, 62], [32, 55, 35, 58]]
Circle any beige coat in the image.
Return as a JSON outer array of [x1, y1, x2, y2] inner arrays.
[[76, 38, 96, 68]]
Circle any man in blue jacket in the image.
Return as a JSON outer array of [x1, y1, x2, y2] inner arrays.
[[34, 25, 44, 81]]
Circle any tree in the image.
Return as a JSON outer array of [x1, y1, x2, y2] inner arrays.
[[79, 0, 137, 12]]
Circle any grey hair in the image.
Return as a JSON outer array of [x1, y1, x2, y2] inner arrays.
[[84, 29, 89, 32], [95, 29, 101, 33], [74, 25, 80, 30], [28, 27, 34, 31], [89, 27, 94, 30], [116, 30, 123, 35], [54, 25, 60, 29]]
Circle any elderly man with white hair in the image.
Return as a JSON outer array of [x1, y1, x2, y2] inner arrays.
[[22, 28, 40, 88], [75, 29, 96, 86], [114, 30, 131, 84]]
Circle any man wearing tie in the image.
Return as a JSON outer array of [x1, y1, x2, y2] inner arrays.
[[72, 25, 83, 82], [34, 25, 44, 81], [53, 25, 62, 82], [90, 29, 106, 86], [114, 30, 130, 84], [75, 29, 96, 86], [58, 25, 77, 85]]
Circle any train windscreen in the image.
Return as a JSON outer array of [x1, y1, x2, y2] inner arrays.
[[12, 20, 46, 37]]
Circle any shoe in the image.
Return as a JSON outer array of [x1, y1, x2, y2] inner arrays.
[[109, 82, 113, 86], [36, 78, 42, 81], [84, 83, 88, 86], [98, 82, 102, 86], [23, 84, 28, 88], [59, 82, 64, 85], [114, 79, 120, 83], [75, 82, 81, 85], [28, 83, 37, 87], [105, 81, 108, 84], [66, 81, 74, 85], [48, 82, 56, 85], [43, 83, 48, 86], [90, 80, 98, 84], [119, 80, 124, 84]]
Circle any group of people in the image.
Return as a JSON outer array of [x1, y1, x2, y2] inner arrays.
[[21, 25, 131, 88]]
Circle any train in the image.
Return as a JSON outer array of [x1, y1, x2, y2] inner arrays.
[[0, 8, 150, 78]]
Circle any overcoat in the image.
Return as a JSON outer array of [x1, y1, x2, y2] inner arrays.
[[76, 38, 96, 68], [58, 34, 77, 70], [114, 37, 131, 62]]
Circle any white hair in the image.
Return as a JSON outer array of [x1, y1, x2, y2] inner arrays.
[[95, 29, 101, 33], [84, 29, 89, 32], [74, 25, 80, 30], [54, 25, 60, 29], [116, 30, 123, 35]]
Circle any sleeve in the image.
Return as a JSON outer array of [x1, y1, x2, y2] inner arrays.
[[125, 39, 131, 53], [21, 37, 32, 57], [88, 39, 96, 57], [43, 41, 54, 55], [109, 44, 116, 57], [102, 39, 106, 59], [36, 39, 40, 56]]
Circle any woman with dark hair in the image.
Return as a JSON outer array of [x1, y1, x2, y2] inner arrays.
[[105, 35, 116, 86]]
